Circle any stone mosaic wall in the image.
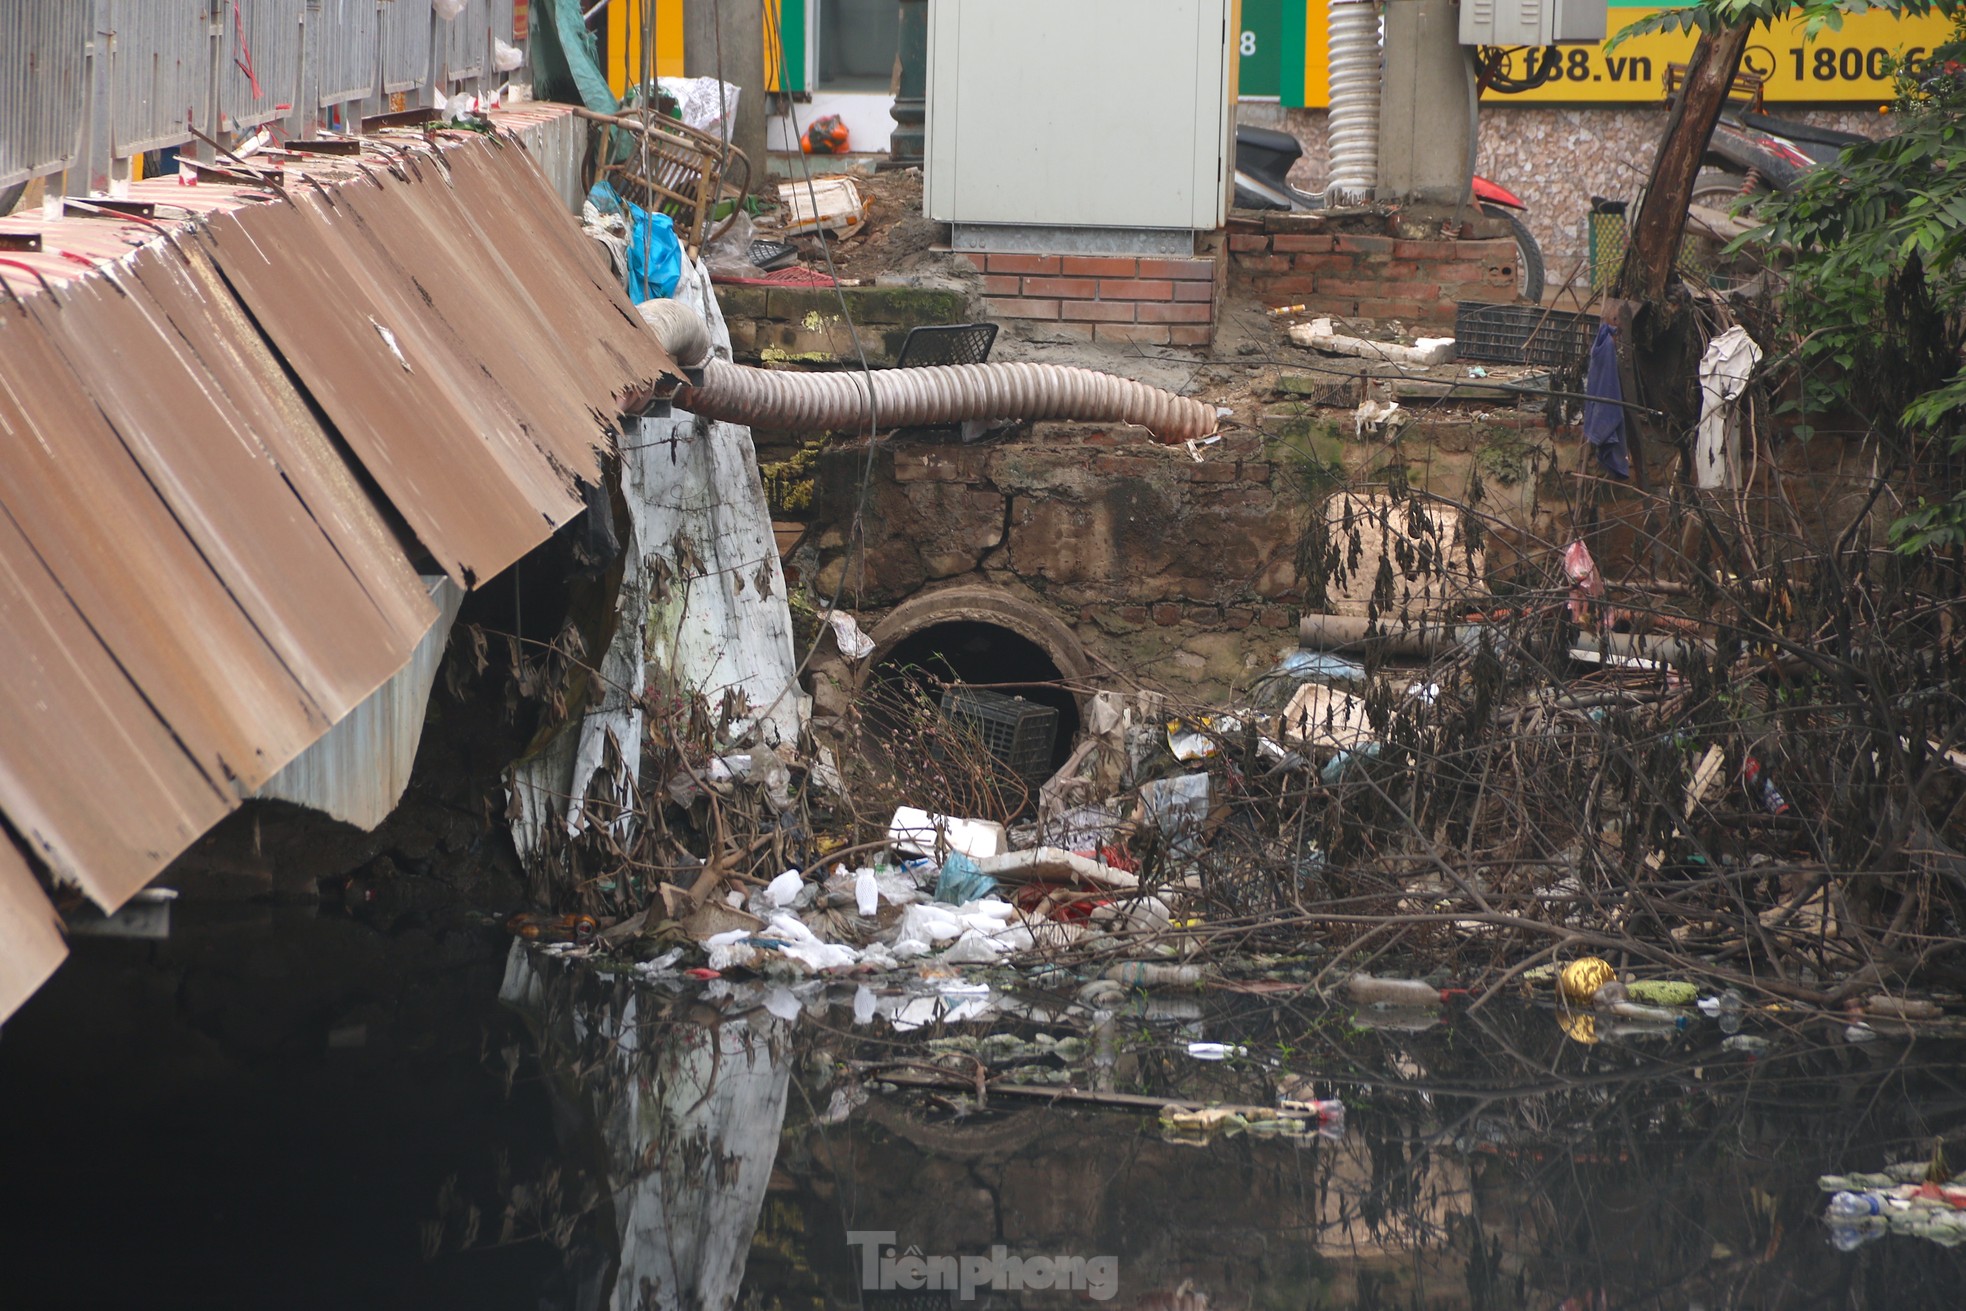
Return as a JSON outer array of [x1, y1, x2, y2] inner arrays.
[[1272, 104, 1887, 280]]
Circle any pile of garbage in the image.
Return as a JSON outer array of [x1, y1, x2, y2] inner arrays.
[[1822, 1161, 1966, 1249]]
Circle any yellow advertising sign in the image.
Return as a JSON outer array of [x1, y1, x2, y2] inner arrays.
[[1284, 4, 1953, 106], [1486, 8, 1954, 103]]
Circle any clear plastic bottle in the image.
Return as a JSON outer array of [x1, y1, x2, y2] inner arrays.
[[1346, 975, 1445, 1006], [1827, 1190, 1885, 1220], [1717, 989, 1745, 1034], [1106, 962, 1203, 987]]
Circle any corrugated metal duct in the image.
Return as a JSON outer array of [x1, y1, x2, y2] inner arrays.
[[0, 123, 680, 1022]]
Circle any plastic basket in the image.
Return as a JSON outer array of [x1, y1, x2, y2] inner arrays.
[[1454, 302, 1597, 369], [938, 686, 1058, 793]]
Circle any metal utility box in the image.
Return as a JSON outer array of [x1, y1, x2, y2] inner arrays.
[[1459, 0, 1608, 47], [925, 0, 1237, 238]]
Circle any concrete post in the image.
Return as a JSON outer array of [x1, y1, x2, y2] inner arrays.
[[1376, 0, 1473, 208], [684, 0, 769, 181]]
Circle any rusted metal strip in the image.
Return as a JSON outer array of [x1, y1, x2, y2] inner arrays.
[[0, 839, 66, 1025], [0, 504, 233, 910], [0, 305, 330, 794], [32, 265, 426, 726], [132, 241, 439, 650]]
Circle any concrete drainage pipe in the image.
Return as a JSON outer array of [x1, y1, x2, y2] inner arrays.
[[646, 311, 1218, 444]]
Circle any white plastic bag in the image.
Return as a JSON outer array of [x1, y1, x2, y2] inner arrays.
[[494, 39, 524, 73], [434, 0, 467, 19]]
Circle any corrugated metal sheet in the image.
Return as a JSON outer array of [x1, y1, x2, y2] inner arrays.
[[0, 1, 89, 187], [313, 0, 381, 107], [220, 0, 307, 129], [0, 839, 68, 1024], [0, 112, 677, 1023], [0, 499, 234, 911], [256, 576, 465, 828], [381, 0, 436, 93], [109, 0, 213, 156], [439, 0, 490, 83]]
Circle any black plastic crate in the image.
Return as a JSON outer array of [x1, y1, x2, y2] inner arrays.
[[1455, 302, 1598, 368], [938, 685, 1058, 792]]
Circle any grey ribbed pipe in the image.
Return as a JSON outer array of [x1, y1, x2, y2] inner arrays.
[[669, 356, 1218, 443]]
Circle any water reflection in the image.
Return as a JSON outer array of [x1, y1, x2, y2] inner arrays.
[[510, 957, 1966, 1310], [6, 909, 1965, 1310]]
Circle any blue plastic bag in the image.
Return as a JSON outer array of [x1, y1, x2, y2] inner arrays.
[[588, 181, 681, 301]]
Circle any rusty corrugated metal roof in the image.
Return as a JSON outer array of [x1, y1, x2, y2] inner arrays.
[[0, 110, 682, 1021], [0, 838, 66, 1025]]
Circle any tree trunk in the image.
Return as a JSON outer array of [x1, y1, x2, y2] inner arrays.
[[1618, 19, 1755, 302]]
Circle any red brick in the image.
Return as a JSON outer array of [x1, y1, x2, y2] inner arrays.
[[1092, 453, 1158, 476], [1250, 274, 1318, 296], [1225, 607, 1257, 631], [1357, 298, 1426, 321], [1318, 278, 1440, 300], [1292, 252, 1362, 273], [1232, 253, 1293, 275], [1022, 276, 1099, 299], [1332, 234, 1396, 255], [1098, 278, 1176, 300], [985, 253, 1060, 275], [1060, 255, 1138, 277], [955, 251, 987, 272], [1115, 605, 1150, 624], [1240, 461, 1273, 481], [1271, 233, 1336, 253], [1259, 606, 1292, 629], [1045, 321, 1098, 341], [1094, 322, 1172, 345], [1455, 238, 1520, 262], [1391, 239, 1461, 260], [1136, 256, 1215, 280], [1151, 603, 1182, 626], [1136, 300, 1212, 324], [1228, 233, 1272, 252], [1173, 280, 1214, 302], [1168, 325, 1213, 347], [1060, 299, 1138, 323], [982, 273, 1023, 296], [1187, 462, 1239, 482], [984, 296, 1060, 319]]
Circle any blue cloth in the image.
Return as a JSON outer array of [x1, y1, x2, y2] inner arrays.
[[1582, 321, 1631, 479], [588, 181, 681, 301]]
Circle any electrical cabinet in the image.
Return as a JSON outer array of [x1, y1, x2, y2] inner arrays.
[[1459, 0, 1608, 47], [924, 0, 1237, 233]]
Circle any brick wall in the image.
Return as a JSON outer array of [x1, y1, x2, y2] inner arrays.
[[1227, 214, 1519, 327], [957, 252, 1219, 346]]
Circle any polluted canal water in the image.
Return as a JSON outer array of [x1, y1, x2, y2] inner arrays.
[[3, 912, 1965, 1309]]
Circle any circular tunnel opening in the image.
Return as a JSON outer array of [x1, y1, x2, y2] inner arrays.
[[870, 620, 1083, 779]]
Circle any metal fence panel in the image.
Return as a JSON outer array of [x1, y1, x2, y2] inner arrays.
[[0, 1, 89, 186], [380, 0, 433, 94], [312, 0, 379, 107], [439, 0, 488, 83], [110, 0, 214, 157], [221, 0, 306, 128]]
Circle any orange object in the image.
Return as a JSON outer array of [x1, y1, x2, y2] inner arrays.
[[801, 115, 849, 155]]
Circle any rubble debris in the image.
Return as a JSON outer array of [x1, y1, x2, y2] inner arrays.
[[1291, 317, 1455, 366]]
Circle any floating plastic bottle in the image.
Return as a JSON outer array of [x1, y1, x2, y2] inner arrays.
[[1606, 999, 1690, 1028], [1346, 975, 1446, 1006], [1106, 962, 1203, 987]]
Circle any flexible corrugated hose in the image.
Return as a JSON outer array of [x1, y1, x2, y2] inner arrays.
[[646, 312, 1218, 444]]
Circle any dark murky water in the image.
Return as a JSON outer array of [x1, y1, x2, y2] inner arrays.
[[4, 905, 1964, 1309]]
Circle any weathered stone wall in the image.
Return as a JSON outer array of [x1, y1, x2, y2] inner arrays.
[[807, 428, 1308, 689], [717, 283, 972, 366]]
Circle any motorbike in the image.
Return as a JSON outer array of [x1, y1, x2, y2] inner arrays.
[[1691, 107, 1871, 209], [1233, 122, 1546, 302]]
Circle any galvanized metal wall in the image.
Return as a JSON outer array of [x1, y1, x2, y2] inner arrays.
[[107, 1, 213, 158], [0, 1, 90, 187], [220, 0, 307, 129], [381, 0, 436, 94], [1, 0, 521, 186]]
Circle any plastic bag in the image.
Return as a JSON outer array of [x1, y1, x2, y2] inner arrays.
[[801, 114, 849, 155], [494, 39, 523, 73], [434, 0, 467, 19], [934, 852, 997, 905]]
